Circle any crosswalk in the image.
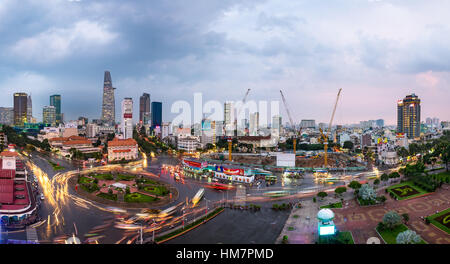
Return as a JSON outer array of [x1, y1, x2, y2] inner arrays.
[[26, 227, 39, 243]]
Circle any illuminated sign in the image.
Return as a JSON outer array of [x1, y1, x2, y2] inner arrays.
[[319, 225, 336, 236]]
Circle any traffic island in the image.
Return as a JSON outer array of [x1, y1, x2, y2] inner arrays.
[[68, 172, 178, 209], [155, 207, 225, 244]]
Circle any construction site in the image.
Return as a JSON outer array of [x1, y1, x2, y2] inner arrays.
[[207, 152, 366, 168], [209, 88, 368, 171]]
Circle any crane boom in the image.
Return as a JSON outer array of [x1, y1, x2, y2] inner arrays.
[[326, 88, 342, 137], [279, 90, 295, 128], [323, 88, 342, 168]]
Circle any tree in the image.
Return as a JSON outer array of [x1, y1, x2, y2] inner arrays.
[[343, 141, 354, 150], [402, 213, 409, 224], [373, 178, 380, 185], [389, 172, 400, 179], [317, 191, 328, 200], [382, 211, 402, 230], [334, 187, 347, 197], [396, 230, 421, 244], [358, 184, 376, 201], [348, 181, 361, 190], [381, 173, 389, 182], [397, 147, 409, 160]]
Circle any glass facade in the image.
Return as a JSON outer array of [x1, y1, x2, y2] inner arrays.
[[50, 94, 61, 124], [151, 102, 162, 129]]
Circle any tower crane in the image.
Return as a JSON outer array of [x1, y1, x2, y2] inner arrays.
[[280, 90, 301, 154], [320, 88, 342, 168]]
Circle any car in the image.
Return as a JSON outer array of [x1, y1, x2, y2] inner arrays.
[[40, 194, 45, 200]]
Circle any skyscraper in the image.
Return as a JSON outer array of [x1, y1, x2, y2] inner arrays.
[[249, 112, 259, 136], [121, 98, 133, 139], [43, 106, 56, 126], [224, 102, 234, 136], [13, 92, 28, 126], [27, 95, 32, 122], [101, 71, 116, 125], [50, 94, 61, 124], [397, 93, 421, 139], [139, 93, 151, 125], [151, 102, 162, 129]]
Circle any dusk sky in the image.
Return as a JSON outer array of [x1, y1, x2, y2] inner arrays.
[[0, 0, 449, 126]]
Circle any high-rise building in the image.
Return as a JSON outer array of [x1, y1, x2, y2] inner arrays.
[[151, 102, 162, 129], [27, 95, 32, 122], [50, 94, 61, 124], [376, 119, 384, 128], [397, 93, 421, 139], [224, 102, 234, 136], [43, 106, 56, 126], [249, 112, 259, 136], [101, 71, 116, 125], [13, 92, 28, 126], [139, 93, 151, 125], [0, 107, 14, 125], [272, 115, 282, 135], [121, 98, 133, 139], [300, 119, 315, 129]]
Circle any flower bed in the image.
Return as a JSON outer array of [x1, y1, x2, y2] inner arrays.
[[387, 182, 429, 200], [428, 208, 450, 234]]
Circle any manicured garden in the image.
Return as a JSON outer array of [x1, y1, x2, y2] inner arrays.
[[387, 181, 429, 200], [124, 192, 158, 203], [317, 231, 354, 244], [376, 224, 426, 244], [96, 192, 117, 201], [92, 173, 114, 180], [142, 185, 169, 196], [428, 208, 450, 234], [429, 171, 450, 184], [320, 202, 342, 209], [116, 174, 136, 181]]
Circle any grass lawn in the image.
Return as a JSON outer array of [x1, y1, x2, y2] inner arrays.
[[116, 174, 136, 181], [387, 181, 429, 200], [78, 176, 94, 184], [49, 161, 65, 171], [142, 185, 169, 196], [320, 202, 342, 209], [318, 231, 354, 244], [124, 192, 158, 203], [377, 224, 426, 244], [92, 173, 114, 181], [428, 208, 450, 234], [96, 192, 117, 201], [137, 178, 159, 185]]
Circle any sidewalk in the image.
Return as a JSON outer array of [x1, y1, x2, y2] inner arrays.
[[275, 200, 319, 244]]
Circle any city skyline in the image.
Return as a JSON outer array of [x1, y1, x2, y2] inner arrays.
[[0, 1, 449, 125]]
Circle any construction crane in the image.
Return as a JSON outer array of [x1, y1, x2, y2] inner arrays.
[[228, 88, 251, 161], [321, 88, 342, 168], [280, 90, 300, 154], [234, 88, 251, 137]]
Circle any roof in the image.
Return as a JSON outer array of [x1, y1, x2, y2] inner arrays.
[[108, 138, 137, 147], [0, 193, 13, 204], [63, 140, 92, 146], [317, 208, 335, 221], [0, 151, 18, 157], [68, 135, 86, 141], [49, 137, 69, 142], [0, 170, 15, 179]]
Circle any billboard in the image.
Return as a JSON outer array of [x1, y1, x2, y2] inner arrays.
[[276, 153, 295, 167]]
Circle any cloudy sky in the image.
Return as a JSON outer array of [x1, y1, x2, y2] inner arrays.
[[0, 0, 449, 126]]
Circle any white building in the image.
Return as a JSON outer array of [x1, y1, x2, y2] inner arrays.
[[121, 98, 133, 139], [87, 123, 99, 138], [162, 122, 171, 139], [177, 136, 200, 153]]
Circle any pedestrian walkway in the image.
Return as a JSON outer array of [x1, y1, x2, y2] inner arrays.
[[234, 185, 246, 206], [276, 200, 319, 244], [26, 227, 39, 243]]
